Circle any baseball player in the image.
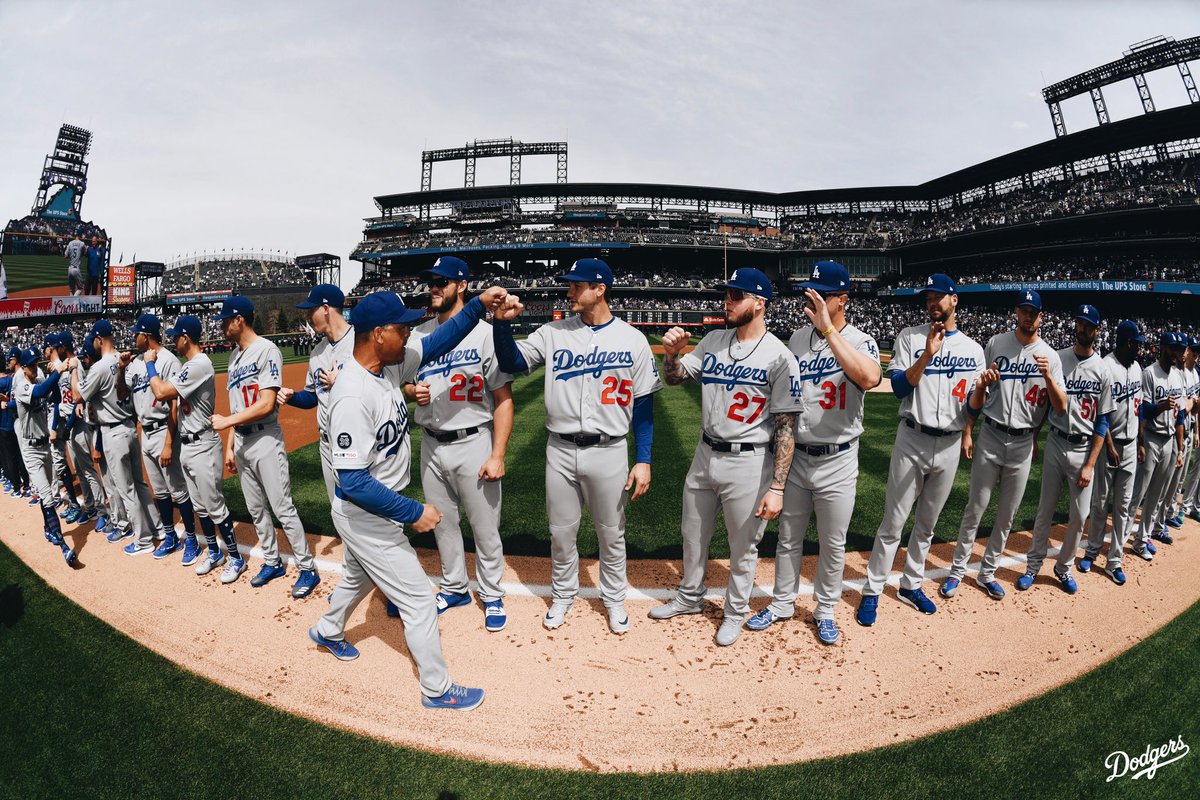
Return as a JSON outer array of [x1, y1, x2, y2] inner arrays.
[[1127, 332, 1187, 560], [1016, 304, 1112, 594], [12, 347, 76, 563], [311, 287, 508, 711], [407, 257, 514, 632], [745, 261, 881, 645], [144, 314, 244, 574], [1176, 336, 1200, 523], [123, 313, 198, 558], [210, 296, 318, 596], [0, 349, 32, 498], [1159, 335, 1200, 537], [1080, 320, 1145, 585], [940, 290, 1066, 601], [856, 273, 984, 627], [64, 232, 85, 296], [55, 332, 102, 527], [65, 319, 165, 553], [648, 268, 803, 647], [279, 283, 354, 504], [493, 258, 659, 635], [43, 333, 80, 517]]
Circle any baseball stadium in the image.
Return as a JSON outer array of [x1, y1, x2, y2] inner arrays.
[[3, 34, 1200, 799]]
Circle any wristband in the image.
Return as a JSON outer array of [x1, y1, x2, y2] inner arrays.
[[145, 361, 158, 379], [820, 325, 836, 339], [768, 486, 785, 496]]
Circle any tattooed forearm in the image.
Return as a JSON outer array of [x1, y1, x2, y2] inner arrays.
[[771, 412, 796, 487], [662, 354, 688, 385]]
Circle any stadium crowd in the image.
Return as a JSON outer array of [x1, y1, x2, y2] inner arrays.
[[163, 256, 310, 294]]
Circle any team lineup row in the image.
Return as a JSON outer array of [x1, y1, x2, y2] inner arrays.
[[1, 257, 1192, 712]]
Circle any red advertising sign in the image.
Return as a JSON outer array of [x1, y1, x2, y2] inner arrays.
[[702, 315, 726, 325], [107, 263, 136, 305], [0, 295, 103, 321]]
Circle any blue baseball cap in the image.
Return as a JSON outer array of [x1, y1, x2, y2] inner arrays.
[[297, 283, 345, 309], [1159, 331, 1182, 347], [81, 334, 96, 359], [215, 295, 254, 321], [131, 313, 162, 338], [57, 331, 75, 351], [1115, 320, 1145, 343], [799, 260, 850, 294], [17, 348, 39, 367], [558, 258, 613, 287], [91, 319, 114, 338], [1017, 289, 1042, 311], [421, 256, 469, 281], [350, 291, 425, 333], [1189, 335, 1200, 350], [920, 273, 957, 295], [1073, 303, 1101, 326], [165, 315, 202, 342], [43, 332, 60, 349], [6, 346, 20, 362], [717, 267, 774, 301]]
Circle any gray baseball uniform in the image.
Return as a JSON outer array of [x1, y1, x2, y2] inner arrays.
[[768, 323, 880, 622], [412, 318, 512, 603], [1084, 354, 1142, 567], [172, 353, 232, 527], [67, 388, 106, 515], [1024, 348, 1113, 576], [1130, 361, 1185, 546], [76, 353, 163, 546], [227, 336, 314, 571], [304, 327, 355, 501], [668, 328, 804, 619], [47, 357, 70, 498], [949, 332, 1064, 583], [865, 326, 984, 595], [512, 316, 662, 608], [1163, 365, 1198, 519], [1180, 364, 1200, 516], [14, 369, 57, 511], [126, 351, 191, 505]]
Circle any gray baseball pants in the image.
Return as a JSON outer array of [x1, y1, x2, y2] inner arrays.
[[1025, 432, 1094, 575], [140, 427, 190, 503], [1180, 437, 1200, 515], [180, 434, 231, 523], [68, 420, 105, 514], [422, 429, 505, 603], [546, 436, 628, 608], [317, 497, 452, 699], [20, 437, 56, 511], [865, 423, 961, 595], [770, 443, 859, 622], [234, 426, 314, 570], [949, 422, 1035, 583], [1131, 431, 1175, 546], [1160, 436, 1191, 520], [1085, 439, 1137, 568], [100, 420, 163, 546]]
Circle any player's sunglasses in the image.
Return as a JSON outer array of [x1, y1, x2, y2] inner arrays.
[[428, 278, 453, 288], [724, 288, 748, 302]]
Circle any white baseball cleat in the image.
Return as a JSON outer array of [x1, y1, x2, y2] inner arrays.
[[543, 601, 572, 630], [607, 604, 630, 634]]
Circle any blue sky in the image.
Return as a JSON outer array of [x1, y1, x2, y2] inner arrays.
[[1, 1, 1196, 288]]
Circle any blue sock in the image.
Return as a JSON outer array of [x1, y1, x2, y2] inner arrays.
[[41, 503, 63, 543], [198, 515, 218, 551], [217, 517, 240, 559], [176, 497, 197, 536], [59, 467, 79, 504], [154, 496, 175, 537]]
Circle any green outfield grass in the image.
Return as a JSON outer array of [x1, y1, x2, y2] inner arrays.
[[207, 347, 311, 374], [2, 253, 69, 292], [224, 359, 1073, 559], [0, 541, 1195, 799]]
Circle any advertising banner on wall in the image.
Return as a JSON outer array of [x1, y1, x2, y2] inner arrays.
[[0, 295, 103, 321], [107, 263, 136, 305]]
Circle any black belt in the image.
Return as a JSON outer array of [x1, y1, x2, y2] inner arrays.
[[235, 423, 267, 437], [142, 421, 168, 435], [100, 418, 133, 429], [179, 431, 211, 444], [556, 432, 613, 447], [1112, 437, 1134, 447], [1051, 427, 1089, 445], [702, 431, 760, 453], [424, 426, 480, 443], [903, 418, 958, 438], [984, 416, 1033, 437], [24, 437, 48, 447], [797, 440, 854, 457]]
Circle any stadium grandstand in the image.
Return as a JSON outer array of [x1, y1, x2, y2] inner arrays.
[[350, 36, 1200, 361]]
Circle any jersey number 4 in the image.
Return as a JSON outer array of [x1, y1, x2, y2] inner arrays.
[[600, 376, 633, 406], [449, 374, 485, 402], [727, 391, 766, 423]]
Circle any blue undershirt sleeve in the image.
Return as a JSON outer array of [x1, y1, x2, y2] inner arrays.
[[632, 393, 653, 463], [1093, 412, 1110, 438], [336, 468, 425, 524], [419, 296, 486, 367], [30, 374, 59, 400], [890, 370, 915, 399], [145, 361, 157, 378], [287, 390, 318, 409], [492, 320, 528, 374]]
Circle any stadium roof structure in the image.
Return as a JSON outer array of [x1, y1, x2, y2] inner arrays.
[[374, 103, 1200, 217]]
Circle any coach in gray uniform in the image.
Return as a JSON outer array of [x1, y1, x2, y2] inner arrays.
[[1159, 337, 1199, 537], [55, 332, 100, 526], [66, 319, 164, 555], [211, 296, 318, 596], [124, 313, 198, 559], [651, 268, 803, 646], [1080, 320, 1145, 585], [409, 257, 514, 632], [1176, 337, 1200, 523], [857, 273, 984, 627], [1016, 304, 1112, 594], [941, 290, 1066, 601], [64, 232, 85, 296], [145, 314, 246, 577]]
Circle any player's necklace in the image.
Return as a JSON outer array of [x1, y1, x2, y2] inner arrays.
[[729, 330, 766, 364]]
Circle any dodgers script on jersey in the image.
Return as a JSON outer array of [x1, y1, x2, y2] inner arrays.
[[14, 370, 49, 439], [125, 350, 182, 423], [411, 318, 511, 431], [789, 324, 880, 444], [303, 328, 355, 437], [329, 359, 413, 492], [889, 326, 984, 431], [78, 353, 134, 424], [979, 332, 1064, 430], [1140, 362, 1185, 436], [514, 316, 661, 436], [678, 328, 803, 444], [226, 337, 284, 421], [171, 353, 218, 437], [1103, 353, 1143, 441], [1050, 349, 1114, 437]]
